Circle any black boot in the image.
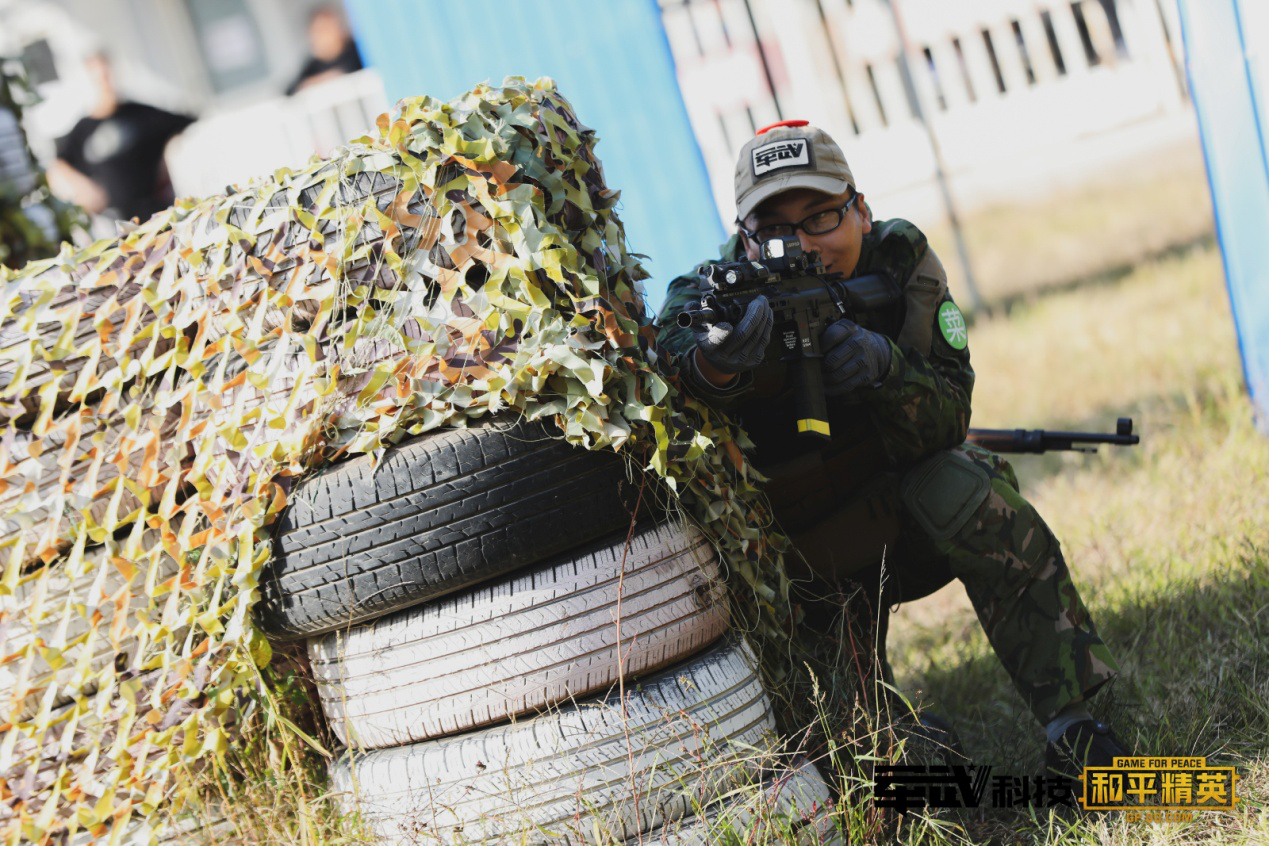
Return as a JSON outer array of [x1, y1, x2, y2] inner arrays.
[[1045, 719, 1129, 777]]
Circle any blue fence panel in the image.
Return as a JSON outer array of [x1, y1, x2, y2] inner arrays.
[[1177, 0, 1269, 433], [342, 0, 724, 309]]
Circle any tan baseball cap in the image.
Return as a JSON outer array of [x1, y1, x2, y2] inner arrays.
[[734, 120, 854, 222]]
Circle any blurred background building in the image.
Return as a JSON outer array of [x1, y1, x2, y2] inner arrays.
[[662, 0, 1189, 229], [0, 0, 1194, 304]]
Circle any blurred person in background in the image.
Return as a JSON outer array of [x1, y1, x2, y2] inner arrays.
[[287, 6, 363, 95], [658, 121, 1131, 779], [47, 52, 193, 224]]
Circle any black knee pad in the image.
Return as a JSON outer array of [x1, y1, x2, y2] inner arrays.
[[899, 450, 993, 541]]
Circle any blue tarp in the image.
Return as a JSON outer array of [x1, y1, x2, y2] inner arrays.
[[342, 0, 725, 310], [1177, 0, 1269, 433]]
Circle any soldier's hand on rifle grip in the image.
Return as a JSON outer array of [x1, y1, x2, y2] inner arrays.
[[822, 318, 892, 396], [693, 294, 774, 375]]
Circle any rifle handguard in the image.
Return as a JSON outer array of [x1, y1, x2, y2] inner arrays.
[[676, 237, 902, 440]]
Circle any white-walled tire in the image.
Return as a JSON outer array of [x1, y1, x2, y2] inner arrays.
[[309, 521, 730, 748], [331, 638, 774, 845]]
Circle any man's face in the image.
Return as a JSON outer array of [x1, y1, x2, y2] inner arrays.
[[85, 54, 114, 100], [740, 187, 872, 276], [310, 11, 349, 60]]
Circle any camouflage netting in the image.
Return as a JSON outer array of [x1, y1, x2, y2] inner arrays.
[[0, 78, 798, 843], [0, 59, 86, 271]]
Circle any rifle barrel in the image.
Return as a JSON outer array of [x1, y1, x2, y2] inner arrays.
[[676, 305, 720, 328], [966, 419, 1139, 454]]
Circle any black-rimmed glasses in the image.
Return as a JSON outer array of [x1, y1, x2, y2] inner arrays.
[[738, 193, 859, 244]]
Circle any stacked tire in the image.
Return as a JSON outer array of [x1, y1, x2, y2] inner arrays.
[[256, 415, 838, 844]]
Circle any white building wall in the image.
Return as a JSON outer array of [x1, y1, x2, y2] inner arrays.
[[660, 0, 1193, 226]]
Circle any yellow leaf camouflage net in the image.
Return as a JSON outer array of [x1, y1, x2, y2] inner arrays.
[[0, 77, 797, 844]]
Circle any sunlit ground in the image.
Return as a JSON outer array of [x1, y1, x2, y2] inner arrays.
[[885, 140, 1269, 844]]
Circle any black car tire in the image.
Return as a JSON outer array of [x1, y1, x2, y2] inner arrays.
[[256, 415, 646, 638]]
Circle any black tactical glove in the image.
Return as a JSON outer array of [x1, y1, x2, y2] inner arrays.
[[693, 295, 774, 375], [822, 318, 893, 395]]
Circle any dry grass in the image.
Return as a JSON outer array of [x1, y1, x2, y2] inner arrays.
[[924, 140, 1214, 306], [886, 204, 1269, 843], [969, 242, 1238, 428]]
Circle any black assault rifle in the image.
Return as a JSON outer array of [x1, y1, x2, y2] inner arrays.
[[678, 235, 902, 441], [678, 235, 1143, 454]]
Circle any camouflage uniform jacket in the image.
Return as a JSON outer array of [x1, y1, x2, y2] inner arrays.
[[656, 219, 974, 477]]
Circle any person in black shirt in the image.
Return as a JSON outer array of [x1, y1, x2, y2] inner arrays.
[[49, 53, 193, 223], [286, 7, 364, 95]]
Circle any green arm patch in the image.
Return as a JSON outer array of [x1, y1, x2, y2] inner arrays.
[[938, 301, 969, 350]]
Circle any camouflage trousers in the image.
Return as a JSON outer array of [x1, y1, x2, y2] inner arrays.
[[792, 444, 1119, 725]]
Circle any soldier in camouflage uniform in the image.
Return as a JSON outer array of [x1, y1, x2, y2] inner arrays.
[[656, 121, 1128, 772]]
